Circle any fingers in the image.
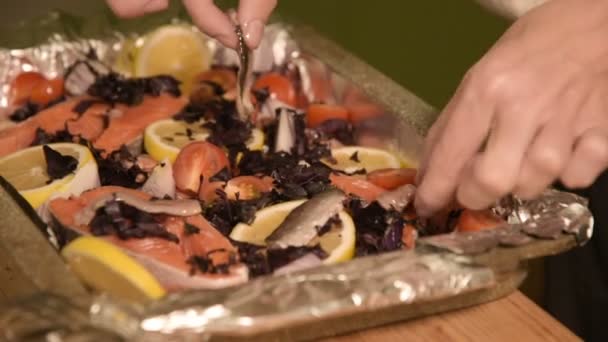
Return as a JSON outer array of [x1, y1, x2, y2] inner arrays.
[[106, 0, 169, 18], [511, 85, 588, 199], [561, 127, 608, 189], [456, 102, 538, 209], [238, 0, 278, 49], [415, 76, 494, 217], [183, 0, 238, 48]]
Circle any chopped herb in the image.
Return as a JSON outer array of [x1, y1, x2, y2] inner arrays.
[[184, 222, 201, 235], [72, 99, 100, 115], [316, 214, 341, 236], [43, 145, 78, 180], [89, 200, 179, 243], [87, 72, 180, 106], [315, 119, 355, 145], [346, 199, 403, 256], [94, 146, 147, 188], [187, 249, 236, 275], [210, 167, 231, 182], [9, 102, 39, 122], [186, 128, 194, 140]]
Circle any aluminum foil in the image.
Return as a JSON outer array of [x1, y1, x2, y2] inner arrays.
[[0, 19, 595, 342]]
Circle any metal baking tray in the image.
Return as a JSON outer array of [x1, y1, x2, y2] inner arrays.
[[0, 14, 592, 341]]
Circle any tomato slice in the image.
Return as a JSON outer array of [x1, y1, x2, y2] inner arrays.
[[306, 104, 349, 128], [456, 209, 505, 233], [30, 78, 64, 107], [367, 168, 417, 190], [194, 69, 237, 91], [252, 73, 297, 107], [224, 176, 274, 200], [402, 224, 417, 249], [10, 72, 45, 105], [329, 173, 386, 203], [198, 181, 226, 203], [173, 141, 230, 194]]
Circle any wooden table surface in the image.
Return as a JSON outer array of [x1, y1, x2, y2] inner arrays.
[[324, 291, 581, 342]]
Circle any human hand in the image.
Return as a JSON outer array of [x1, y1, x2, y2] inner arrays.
[[105, 0, 277, 49], [415, 0, 608, 217]]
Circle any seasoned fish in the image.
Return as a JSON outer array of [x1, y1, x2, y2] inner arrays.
[[265, 189, 347, 249], [49, 186, 247, 291]]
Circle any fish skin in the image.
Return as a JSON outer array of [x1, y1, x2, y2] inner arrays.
[[265, 189, 347, 249]]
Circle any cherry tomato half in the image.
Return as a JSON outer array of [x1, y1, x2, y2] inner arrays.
[[30, 78, 65, 107], [306, 103, 349, 128], [224, 176, 274, 200], [329, 173, 386, 203], [252, 73, 297, 107], [402, 224, 417, 249], [456, 209, 505, 233], [367, 168, 417, 190], [9, 72, 45, 105]]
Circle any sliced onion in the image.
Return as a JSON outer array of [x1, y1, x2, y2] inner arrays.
[[274, 108, 296, 153], [141, 160, 175, 199]]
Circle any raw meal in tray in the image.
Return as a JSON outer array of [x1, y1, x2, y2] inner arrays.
[[0, 24, 506, 301]]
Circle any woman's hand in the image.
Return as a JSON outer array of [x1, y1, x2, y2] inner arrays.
[[105, 0, 277, 49], [415, 0, 608, 217]]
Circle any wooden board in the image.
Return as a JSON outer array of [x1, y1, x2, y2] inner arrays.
[[324, 291, 580, 342]]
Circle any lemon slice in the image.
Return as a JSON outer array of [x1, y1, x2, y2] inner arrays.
[[0, 143, 99, 209], [230, 200, 356, 264], [61, 236, 166, 302], [134, 24, 212, 94], [319, 210, 356, 264], [324, 146, 402, 173], [144, 119, 265, 163], [230, 200, 307, 246]]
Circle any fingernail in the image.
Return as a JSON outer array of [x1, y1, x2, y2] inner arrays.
[[143, 0, 168, 14], [243, 20, 264, 49]]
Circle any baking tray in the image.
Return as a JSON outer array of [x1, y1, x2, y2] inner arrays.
[[0, 17, 592, 341]]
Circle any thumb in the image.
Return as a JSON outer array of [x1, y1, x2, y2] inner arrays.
[[238, 0, 278, 49]]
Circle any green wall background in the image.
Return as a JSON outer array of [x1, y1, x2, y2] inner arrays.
[[0, 0, 509, 108]]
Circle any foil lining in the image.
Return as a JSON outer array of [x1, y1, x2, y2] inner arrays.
[[0, 18, 595, 341], [419, 190, 593, 255]]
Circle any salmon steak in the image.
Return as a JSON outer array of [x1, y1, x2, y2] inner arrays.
[[48, 186, 248, 291]]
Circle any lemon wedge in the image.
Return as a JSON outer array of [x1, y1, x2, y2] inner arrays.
[[144, 119, 265, 163], [134, 24, 212, 94], [230, 200, 307, 246], [230, 200, 356, 265], [0, 143, 99, 209], [61, 236, 166, 302], [324, 146, 402, 173]]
